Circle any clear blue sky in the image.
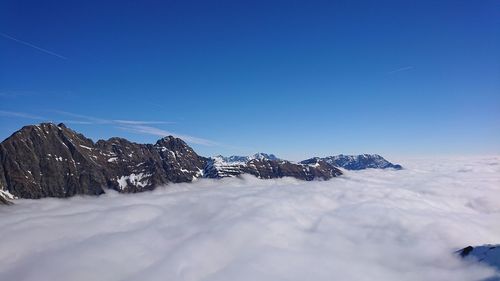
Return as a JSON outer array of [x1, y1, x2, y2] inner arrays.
[[1, 0, 499, 160]]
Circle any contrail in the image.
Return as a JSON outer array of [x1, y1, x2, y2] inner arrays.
[[0, 32, 68, 60], [387, 66, 414, 74]]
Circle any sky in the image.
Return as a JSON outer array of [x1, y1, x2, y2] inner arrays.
[[1, 0, 499, 160]]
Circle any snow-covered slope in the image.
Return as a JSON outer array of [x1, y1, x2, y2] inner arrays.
[[217, 153, 280, 164], [203, 153, 281, 178], [203, 155, 248, 178]]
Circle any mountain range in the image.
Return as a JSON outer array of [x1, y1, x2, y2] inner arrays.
[[0, 123, 402, 204]]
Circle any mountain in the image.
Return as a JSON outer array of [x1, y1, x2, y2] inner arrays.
[[0, 123, 344, 203], [204, 154, 342, 180], [0, 123, 205, 200], [301, 154, 402, 170]]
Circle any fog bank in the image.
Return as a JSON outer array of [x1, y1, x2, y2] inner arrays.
[[0, 156, 499, 281]]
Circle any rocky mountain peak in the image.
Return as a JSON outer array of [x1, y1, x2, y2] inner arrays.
[[155, 135, 190, 151]]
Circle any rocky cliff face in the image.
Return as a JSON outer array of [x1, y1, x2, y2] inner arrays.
[[0, 123, 344, 202], [301, 154, 402, 170], [0, 123, 107, 199]]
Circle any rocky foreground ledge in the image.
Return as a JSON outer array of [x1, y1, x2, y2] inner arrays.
[[458, 245, 500, 280], [0, 123, 402, 204], [458, 245, 500, 269]]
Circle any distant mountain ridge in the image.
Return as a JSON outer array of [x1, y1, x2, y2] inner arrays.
[[0, 123, 401, 204], [301, 154, 403, 170], [222, 153, 280, 163], [206, 153, 402, 179], [203, 153, 341, 179]]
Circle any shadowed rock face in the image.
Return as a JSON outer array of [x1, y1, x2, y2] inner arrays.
[[0, 123, 107, 199], [0, 123, 343, 201]]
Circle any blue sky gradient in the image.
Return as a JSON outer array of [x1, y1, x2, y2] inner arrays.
[[1, 0, 499, 160]]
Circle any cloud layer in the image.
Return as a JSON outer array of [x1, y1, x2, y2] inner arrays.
[[0, 156, 499, 281]]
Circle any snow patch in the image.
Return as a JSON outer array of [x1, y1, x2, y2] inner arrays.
[[107, 157, 118, 163], [0, 189, 17, 200], [116, 173, 151, 190]]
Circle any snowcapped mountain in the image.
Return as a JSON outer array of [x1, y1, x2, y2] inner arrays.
[[301, 154, 402, 170]]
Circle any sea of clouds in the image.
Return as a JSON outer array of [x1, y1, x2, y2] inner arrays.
[[0, 156, 499, 281]]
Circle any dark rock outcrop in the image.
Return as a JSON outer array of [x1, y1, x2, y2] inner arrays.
[[301, 154, 402, 170]]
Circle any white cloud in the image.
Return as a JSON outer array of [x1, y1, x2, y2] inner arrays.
[[387, 66, 414, 74], [112, 120, 174, 125], [0, 110, 46, 120], [118, 124, 217, 146], [54, 111, 216, 146], [0, 156, 499, 281]]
